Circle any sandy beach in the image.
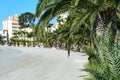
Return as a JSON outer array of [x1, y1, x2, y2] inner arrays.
[[0, 46, 88, 80]]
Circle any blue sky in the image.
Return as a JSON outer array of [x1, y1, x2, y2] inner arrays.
[[0, 0, 56, 30]]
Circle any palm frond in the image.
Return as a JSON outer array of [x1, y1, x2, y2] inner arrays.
[[85, 23, 120, 80]]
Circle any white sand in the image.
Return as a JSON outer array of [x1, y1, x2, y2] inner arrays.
[[0, 46, 88, 80]]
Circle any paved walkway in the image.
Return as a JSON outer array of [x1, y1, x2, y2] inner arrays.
[[0, 46, 88, 80]]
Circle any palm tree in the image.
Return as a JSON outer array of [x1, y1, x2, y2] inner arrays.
[[36, 0, 120, 35], [35, 0, 120, 53], [30, 24, 36, 46], [12, 31, 19, 38], [34, 0, 120, 79]]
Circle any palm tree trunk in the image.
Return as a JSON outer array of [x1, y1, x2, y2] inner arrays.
[[96, 12, 105, 36], [96, 8, 117, 37]]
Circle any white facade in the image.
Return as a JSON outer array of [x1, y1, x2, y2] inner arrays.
[[20, 27, 32, 33], [2, 14, 33, 42], [59, 12, 68, 19], [18, 27, 33, 41], [2, 14, 20, 40], [50, 12, 69, 32], [49, 23, 59, 32], [0, 30, 3, 35]]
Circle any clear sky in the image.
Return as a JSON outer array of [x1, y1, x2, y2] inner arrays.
[[0, 0, 56, 30]]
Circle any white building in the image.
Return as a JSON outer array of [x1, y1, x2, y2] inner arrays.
[[2, 14, 20, 41], [0, 30, 3, 35], [19, 27, 32, 33], [2, 14, 33, 42], [49, 12, 69, 32]]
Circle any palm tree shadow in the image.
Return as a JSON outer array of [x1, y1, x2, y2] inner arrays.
[[77, 75, 88, 78], [77, 69, 88, 78]]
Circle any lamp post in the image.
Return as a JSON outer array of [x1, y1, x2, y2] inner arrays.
[[6, 30, 9, 44], [6, 20, 9, 45]]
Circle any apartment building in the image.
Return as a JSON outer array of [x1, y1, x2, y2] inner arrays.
[[2, 14, 33, 43], [2, 14, 20, 41]]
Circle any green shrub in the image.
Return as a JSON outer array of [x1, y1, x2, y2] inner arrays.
[[84, 25, 120, 80]]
